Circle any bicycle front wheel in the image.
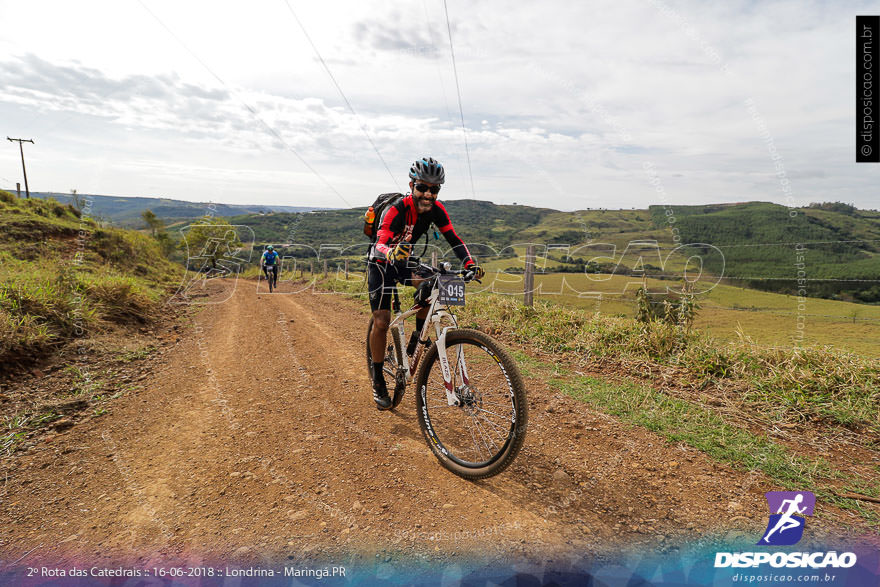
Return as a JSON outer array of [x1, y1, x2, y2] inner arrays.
[[414, 328, 527, 479]]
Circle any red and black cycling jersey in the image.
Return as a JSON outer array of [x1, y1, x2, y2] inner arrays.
[[369, 194, 474, 266]]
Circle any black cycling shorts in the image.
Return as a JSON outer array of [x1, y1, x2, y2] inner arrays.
[[368, 260, 430, 312]]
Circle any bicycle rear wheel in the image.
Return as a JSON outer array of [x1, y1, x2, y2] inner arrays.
[[366, 317, 405, 408], [414, 328, 527, 479]]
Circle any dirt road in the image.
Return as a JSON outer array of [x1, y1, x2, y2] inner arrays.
[[0, 279, 868, 568]]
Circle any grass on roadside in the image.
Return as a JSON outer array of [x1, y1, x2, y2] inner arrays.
[[0, 192, 183, 369], [1, 411, 61, 455], [309, 275, 879, 437], [1, 373, 137, 455], [542, 367, 878, 526], [65, 366, 105, 397], [311, 275, 879, 440], [118, 345, 156, 362], [458, 294, 880, 437], [552, 375, 828, 485]]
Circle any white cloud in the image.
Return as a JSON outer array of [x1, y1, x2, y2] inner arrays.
[[0, 0, 876, 211]]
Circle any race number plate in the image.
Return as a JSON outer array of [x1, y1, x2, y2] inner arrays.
[[438, 275, 466, 306]]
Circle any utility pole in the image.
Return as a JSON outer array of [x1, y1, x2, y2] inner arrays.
[[7, 137, 34, 198]]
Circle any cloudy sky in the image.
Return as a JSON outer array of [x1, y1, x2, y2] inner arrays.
[[1, 0, 876, 211]]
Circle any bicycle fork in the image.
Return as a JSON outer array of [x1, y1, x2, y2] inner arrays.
[[388, 289, 470, 407], [436, 325, 470, 407]]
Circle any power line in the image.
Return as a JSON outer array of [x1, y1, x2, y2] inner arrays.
[[442, 0, 476, 198], [136, 0, 351, 207], [281, 0, 401, 192], [422, 0, 454, 126]]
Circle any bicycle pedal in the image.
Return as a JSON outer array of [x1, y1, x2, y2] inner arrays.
[[392, 383, 406, 407]]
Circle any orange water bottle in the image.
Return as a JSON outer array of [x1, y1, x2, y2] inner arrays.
[[363, 206, 376, 236]]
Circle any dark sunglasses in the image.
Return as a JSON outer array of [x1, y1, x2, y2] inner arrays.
[[414, 183, 441, 195]]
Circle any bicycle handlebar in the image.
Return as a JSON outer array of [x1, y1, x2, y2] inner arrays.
[[409, 257, 480, 283]]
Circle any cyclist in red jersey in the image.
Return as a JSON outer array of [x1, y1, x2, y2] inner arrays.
[[367, 157, 484, 410]]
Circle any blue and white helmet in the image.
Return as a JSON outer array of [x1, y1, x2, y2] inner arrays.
[[409, 157, 445, 184]]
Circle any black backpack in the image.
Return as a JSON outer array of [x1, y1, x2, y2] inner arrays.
[[363, 193, 435, 260], [363, 193, 404, 240]]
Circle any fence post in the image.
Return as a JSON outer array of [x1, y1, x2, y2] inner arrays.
[[323, 260, 328, 278], [16, 182, 21, 199], [524, 244, 535, 307], [344, 259, 349, 279], [310, 262, 313, 275]]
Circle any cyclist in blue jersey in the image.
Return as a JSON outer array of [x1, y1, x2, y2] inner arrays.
[[261, 245, 279, 288]]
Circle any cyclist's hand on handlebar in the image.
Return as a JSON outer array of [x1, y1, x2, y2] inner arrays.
[[462, 269, 482, 283], [386, 241, 412, 263], [463, 263, 484, 283]]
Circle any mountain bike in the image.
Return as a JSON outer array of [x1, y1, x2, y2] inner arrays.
[[263, 265, 278, 292], [366, 259, 528, 479]]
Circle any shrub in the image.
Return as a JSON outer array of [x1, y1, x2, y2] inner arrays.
[[635, 285, 699, 330]]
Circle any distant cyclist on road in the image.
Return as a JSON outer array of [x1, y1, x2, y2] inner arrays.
[[367, 157, 484, 410], [261, 245, 279, 288]]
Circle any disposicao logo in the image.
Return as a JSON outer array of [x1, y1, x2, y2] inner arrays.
[[714, 490, 857, 570], [759, 491, 815, 546]]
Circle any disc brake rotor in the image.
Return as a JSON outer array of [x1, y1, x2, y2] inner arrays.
[[456, 385, 477, 408]]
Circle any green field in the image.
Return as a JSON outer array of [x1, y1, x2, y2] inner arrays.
[[283, 241, 880, 356], [296, 263, 880, 355], [474, 272, 880, 355], [218, 198, 880, 355]]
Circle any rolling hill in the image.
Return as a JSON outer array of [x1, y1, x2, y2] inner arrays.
[[20, 191, 326, 227], [227, 200, 880, 303]]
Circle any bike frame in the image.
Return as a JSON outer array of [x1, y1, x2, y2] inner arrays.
[[385, 267, 471, 407]]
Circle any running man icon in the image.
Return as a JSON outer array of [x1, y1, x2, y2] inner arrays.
[[759, 491, 816, 546]]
